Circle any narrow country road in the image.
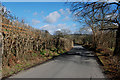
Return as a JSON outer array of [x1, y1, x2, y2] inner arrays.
[[10, 45, 105, 78]]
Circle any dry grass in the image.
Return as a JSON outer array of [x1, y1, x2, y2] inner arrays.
[[2, 19, 73, 78], [2, 49, 66, 78], [84, 45, 120, 79]]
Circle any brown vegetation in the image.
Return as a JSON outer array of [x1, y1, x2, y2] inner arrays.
[[1, 14, 73, 77], [70, 1, 120, 79]]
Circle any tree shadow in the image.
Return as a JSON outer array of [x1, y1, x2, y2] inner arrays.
[[52, 45, 98, 66]]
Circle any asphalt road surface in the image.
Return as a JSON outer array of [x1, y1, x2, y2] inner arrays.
[[10, 45, 105, 78]]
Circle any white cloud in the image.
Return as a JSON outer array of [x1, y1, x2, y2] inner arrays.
[[66, 8, 71, 14], [32, 19, 40, 25], [88, 28, 92, 32], [59, 8, 71, 16], [40, 24, 68, 34], [33, 12, 38, 16], [63, 16, 70, 21], [59, 9, 65, 15], [59, 8, 71, 21], [57, 24, 67, 28], [40, 24, 56, 34], [39, 23, 79, 35], [57, 29, 61, 31], [80, 27, 92, 34], [44, 11, 61, 23]]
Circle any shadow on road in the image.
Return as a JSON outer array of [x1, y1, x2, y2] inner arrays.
[[52, 45, 97, 66], [8, 44, 105, 78], [67, 45, 95, 57]]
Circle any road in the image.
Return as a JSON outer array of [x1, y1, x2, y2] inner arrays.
[[10, 45, 105, 78]]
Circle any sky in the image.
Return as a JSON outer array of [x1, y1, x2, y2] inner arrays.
[[2, 1, 117, 35], [1, 0, 118, 2], [2, 2, 84, 35]]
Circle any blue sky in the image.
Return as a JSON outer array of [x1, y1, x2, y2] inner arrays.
[[1, 0, 117, 2], [2, 1, 117, 34], [2, 2, 83, 34]]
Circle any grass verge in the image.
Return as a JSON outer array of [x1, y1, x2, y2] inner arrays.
[[2, 49, 68, 79], [83, 45, 120, 80]]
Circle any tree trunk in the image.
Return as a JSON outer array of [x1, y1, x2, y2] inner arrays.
[[92, 31, 97, 49], [113, 24, 120, 56]]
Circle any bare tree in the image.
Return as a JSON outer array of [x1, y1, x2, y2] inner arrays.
[[54, 30, 63, 37], [61, 29, 71, 35], [54, 29, 71, 38], [70, 1, 120, 56]]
